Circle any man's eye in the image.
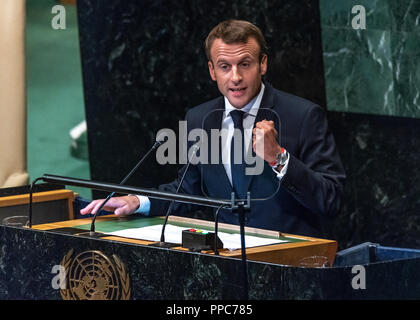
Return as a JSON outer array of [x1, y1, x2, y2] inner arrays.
[[220, 65, 229, 70], [241, 62, 250, 68]]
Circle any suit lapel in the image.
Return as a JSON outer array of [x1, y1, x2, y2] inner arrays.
[[254, 82, 277, 123], [200, 98, 233, 198], [243, 83, 278, 196]]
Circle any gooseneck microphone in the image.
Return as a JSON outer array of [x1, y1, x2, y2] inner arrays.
[[156, 144, 199, 246], [85, 137, 163, 237]]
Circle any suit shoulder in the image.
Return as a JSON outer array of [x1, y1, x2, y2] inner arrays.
[[272, 88, 321, 114], [185, 96, 223, 120], [267, 87, 326, 130]]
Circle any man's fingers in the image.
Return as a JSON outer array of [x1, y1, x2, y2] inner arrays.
[[114, 204, 130, 217], [258, 122, 274, 130], [255, 122, 276, 136], [253, 127, 267, 140], [80, 198, 117, 215], [256, 120, 274, 128], [80, 196, 136, 217], [91, 201, 107, 215], [92, 197, 127, 214], [80, 199, 102, 215], [261, 119, 274, 126], [255, 123, 278, 137]]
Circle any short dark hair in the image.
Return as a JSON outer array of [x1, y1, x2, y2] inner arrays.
[[205, 19, 268, 62]]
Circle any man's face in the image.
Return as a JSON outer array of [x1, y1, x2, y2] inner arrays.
[[208, 37, 267, 109]]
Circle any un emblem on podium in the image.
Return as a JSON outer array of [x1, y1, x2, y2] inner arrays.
[[59, 249, 131, 300]]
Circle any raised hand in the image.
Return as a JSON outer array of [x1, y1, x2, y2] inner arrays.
[[252, 119, 282, 164]]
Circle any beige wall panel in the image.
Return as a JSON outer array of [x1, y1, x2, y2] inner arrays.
[[0, 0, 29, 187]]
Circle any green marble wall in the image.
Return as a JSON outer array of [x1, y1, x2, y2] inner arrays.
[[320, 0, 420, 118]]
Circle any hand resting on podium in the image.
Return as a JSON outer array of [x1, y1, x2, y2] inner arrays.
[[80, 195, 140, 217]]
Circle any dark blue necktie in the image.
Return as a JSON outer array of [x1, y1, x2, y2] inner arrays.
[[230, 110, 247, 199]]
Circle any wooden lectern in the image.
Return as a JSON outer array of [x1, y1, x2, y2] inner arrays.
[[32, 214, 337, 267]]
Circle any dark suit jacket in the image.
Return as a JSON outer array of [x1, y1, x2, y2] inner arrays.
[[149, 83, 346, 238]]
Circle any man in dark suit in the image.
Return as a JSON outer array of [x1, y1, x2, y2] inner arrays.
[[81, 19, 345, 238]]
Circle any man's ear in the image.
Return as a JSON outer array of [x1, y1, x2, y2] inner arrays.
[[208, 61, 216, 81], [260, 54, 268, 76]]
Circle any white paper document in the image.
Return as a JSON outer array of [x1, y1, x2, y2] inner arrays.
[[108, 224, 287, 250]]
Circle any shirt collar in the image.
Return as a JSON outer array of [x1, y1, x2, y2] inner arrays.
[[224, 83, 265, 118]]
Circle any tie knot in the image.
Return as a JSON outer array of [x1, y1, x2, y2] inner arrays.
[[230, 110, 245, 129]]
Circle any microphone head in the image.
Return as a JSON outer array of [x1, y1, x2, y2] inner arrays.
[[155, 131, 166, 142], [153, 132, 166, 148], [186, 143, 201, 164], [191, 143, 200, 153]]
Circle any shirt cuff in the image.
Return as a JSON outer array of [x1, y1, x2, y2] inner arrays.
[[132, 195, 151, 215], [271, 154, 290, 180]]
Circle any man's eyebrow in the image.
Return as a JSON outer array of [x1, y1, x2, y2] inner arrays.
[[215, 59, 230, 65], [238, 57, 252, 63], [215, 56, 253, 65]]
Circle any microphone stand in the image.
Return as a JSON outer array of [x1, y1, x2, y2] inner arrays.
[[230, 191, 251, 301], [150, 144, 199, 248], [213, 204, 228, 255], [28, 177, 44, 228]]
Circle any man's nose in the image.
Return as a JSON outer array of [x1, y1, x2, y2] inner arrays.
[[231, 66, 242, 83]]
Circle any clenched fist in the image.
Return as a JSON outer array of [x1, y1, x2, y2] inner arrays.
[[252, 119, 282, 164]]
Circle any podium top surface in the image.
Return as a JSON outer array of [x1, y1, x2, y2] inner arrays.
[[31, 215, 337, 267]]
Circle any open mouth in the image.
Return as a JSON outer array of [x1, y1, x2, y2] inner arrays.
[[230, 88, 247, 97]]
